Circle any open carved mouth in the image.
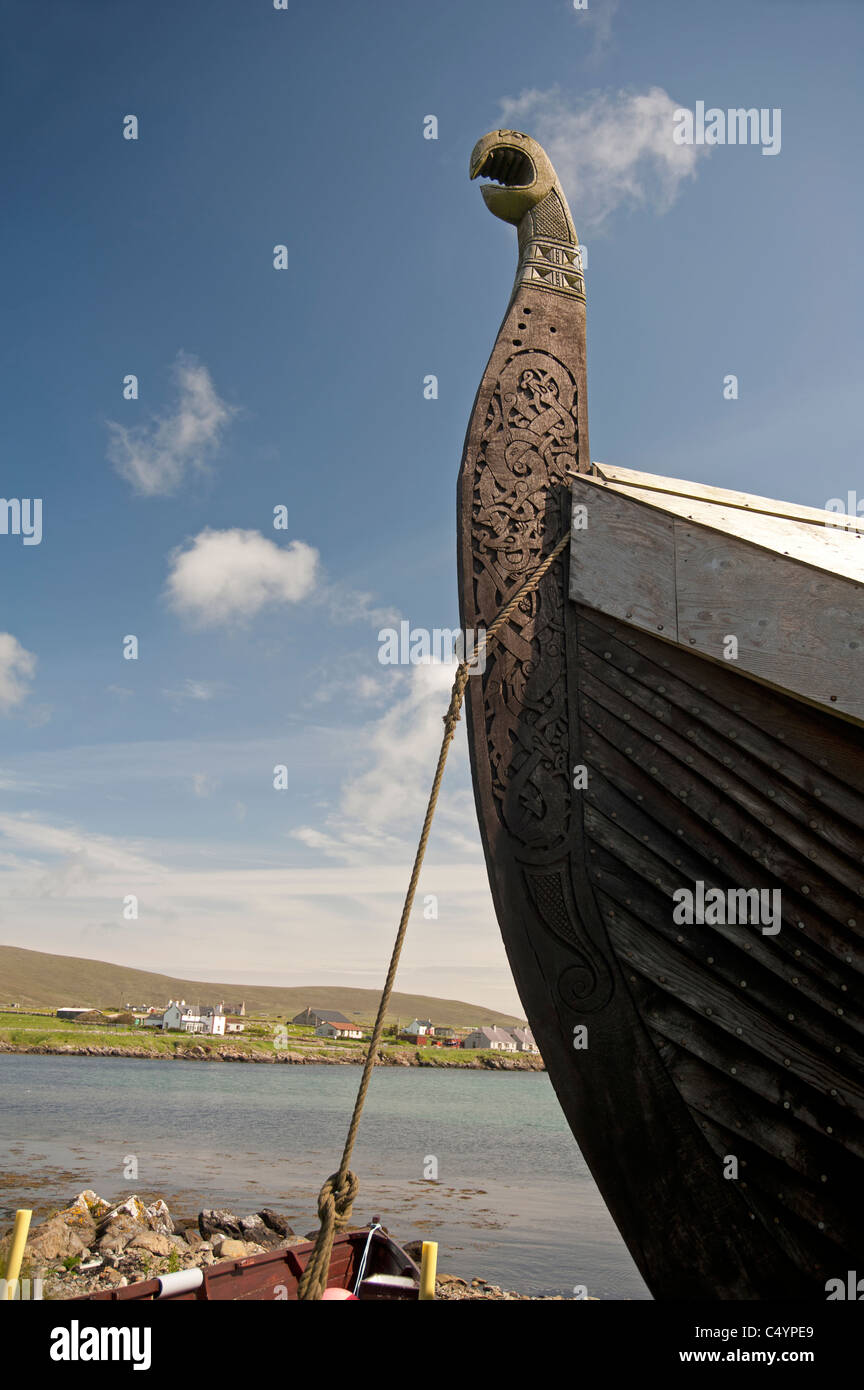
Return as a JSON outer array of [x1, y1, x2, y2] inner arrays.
[[471, 146, 535, 188]]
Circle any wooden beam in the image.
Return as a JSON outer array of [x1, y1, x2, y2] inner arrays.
[[571, 475, 864, 724]]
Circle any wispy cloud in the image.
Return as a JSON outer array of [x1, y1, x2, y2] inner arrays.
[[318, 580, 400, 630], [498, 86, 706, 230], [106, 353, 235, 496], [293, 661, 482, 866], [0, 808, 513, 1006], [0, 633, 36, 713], [162, 678, 224, 704], [583, 0, 620, 60]]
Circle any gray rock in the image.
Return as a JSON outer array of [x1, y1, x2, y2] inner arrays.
[[257, 1209, 295, 1239], [146, 1199, 174, 1235], [198, 1208, 242, 1241], [239, 1214, 280, 1247]]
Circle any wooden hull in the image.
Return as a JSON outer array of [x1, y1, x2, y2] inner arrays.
[[456, 294, 864, 1300], [458, 458, 864, 1297], [75, 1230, 420, 1301]]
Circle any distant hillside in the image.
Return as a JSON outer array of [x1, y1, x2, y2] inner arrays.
[[0, 945, 523, 1029]]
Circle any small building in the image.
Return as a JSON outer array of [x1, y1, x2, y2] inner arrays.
[[143, 1001, 226, 1035], [56, 1007, 94, 1021], [315, 1020, 364, 1040], [508, 1027, 539, 1053], [292, 1007, 351, 1028], [225, 1016, 245, 1034], [406, 1018, 433, 1036], [462, 1026, 518, 1052], [144, 1002, 183, 1031]]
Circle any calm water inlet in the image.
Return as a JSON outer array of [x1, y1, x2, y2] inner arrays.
[[0, 1055, 650, 1299]]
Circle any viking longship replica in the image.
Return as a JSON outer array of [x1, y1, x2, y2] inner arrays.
[[457, 130, 864, 1299]]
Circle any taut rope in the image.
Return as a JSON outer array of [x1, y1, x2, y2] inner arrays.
[[297, 530, 570, 1299]]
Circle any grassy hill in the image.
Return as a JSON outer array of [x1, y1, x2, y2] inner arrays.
[[0, 944, 523, 1028]]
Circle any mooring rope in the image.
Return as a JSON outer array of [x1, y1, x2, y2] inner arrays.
[[297, 529, 570, 1300]]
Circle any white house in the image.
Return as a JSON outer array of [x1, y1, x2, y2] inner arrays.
[[508, 1027, 539, 1053], [406, 1019, 433, 1036], [315, 1020, 364, 1040], [197, 1006, 226, 1036], [144, 1001, 226, 1035], [462, 1026, 518, 1052]]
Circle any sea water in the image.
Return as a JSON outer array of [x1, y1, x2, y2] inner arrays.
[[0, 1054, 650, 1298]]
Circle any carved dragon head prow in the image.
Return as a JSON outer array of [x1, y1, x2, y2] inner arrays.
[[469, 129, 579, 252]]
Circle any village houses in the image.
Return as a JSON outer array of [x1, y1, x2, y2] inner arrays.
[[143, 1001, 246, 1036]]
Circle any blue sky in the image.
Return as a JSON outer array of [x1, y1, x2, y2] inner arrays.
[[0, 0, 861, 1011]]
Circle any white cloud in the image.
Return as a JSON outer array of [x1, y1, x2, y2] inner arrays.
[[165, 528, 319, 626], [106, 354, 235, 496], [0, 633, 36, 712], [498, 86, 706, 230]]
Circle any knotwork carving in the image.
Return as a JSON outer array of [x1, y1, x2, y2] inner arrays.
[[470, 350, 578, 854]]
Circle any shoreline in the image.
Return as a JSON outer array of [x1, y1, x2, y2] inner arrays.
[[0, 1039, 545, 1071], [1, 1189, 572, 1302]]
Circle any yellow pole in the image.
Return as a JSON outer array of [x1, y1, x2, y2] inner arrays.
[[4, 1210, 32, 1300], [419, 1240, 438, 1300]]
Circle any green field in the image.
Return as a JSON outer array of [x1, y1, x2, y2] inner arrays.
[[0, 944, 522, 1029], [0, 1012, 537, 1068]]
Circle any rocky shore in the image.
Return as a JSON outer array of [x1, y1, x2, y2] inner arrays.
[[1, 1191, 569, 1300], [0, 1039, 544, 1070]]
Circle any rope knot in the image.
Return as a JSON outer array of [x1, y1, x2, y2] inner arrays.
[[317, 1169, 359, 1231]]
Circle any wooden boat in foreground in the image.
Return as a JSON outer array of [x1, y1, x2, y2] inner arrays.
[[458, 129, 864, 1299], [77, 1228, 420, 1301]]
